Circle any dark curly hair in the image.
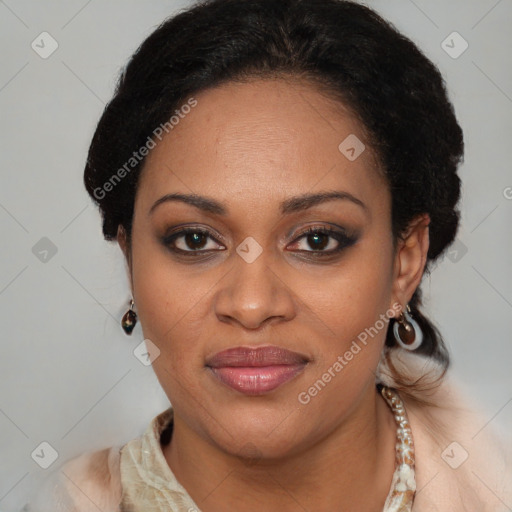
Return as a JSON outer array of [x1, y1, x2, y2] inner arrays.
[[83, 0, 463, 389]]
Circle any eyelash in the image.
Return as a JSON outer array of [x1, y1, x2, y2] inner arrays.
[[292, 226, 357, 256], [162, 225, 357, 258]]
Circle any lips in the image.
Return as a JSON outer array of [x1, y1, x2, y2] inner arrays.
[[205, 346, 308, 395]]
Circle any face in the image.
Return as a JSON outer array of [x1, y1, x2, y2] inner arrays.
[[122, 77, 422, 460]]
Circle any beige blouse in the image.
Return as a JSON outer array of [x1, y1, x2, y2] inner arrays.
[[24, 351, 512, 511]]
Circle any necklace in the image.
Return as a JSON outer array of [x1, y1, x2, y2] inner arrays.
[[379, 385, 416, 512], [121, 385, 416, 512]]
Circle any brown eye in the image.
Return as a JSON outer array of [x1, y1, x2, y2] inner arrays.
[[288, 226, 358, 255], [163, 228, 225, 254], [181, 231, 208, 250], [302, 232, 333, 251]]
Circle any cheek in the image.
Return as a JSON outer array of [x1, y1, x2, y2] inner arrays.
[[303, 235, 394, 353], [294, 238, 395, 420], [132, 264, 208, 405], [129, 231, 228, 403], [133, 264, 208, 356], [130, 235, 190, 347]]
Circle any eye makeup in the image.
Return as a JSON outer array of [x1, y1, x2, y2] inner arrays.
[[159, 221, 360, 261]]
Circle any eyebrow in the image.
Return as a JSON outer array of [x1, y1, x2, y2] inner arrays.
[[149, 190, 367, 216]]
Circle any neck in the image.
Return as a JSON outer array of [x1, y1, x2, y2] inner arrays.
[[163, 383, 397, 512]]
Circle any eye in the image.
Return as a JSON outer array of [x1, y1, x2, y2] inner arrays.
[[162, 224, 357, 258], [163, 228, 225, 254], [288, 225, 357, 255]]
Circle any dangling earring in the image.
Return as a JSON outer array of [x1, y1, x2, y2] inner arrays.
[[121, 299, 137, 335], [393, 304, 423, 351]]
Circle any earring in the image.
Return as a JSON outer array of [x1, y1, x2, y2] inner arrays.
[[121, 299, 137, 335], [393, 305, 423, 351]]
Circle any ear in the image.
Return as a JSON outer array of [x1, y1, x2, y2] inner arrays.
[[117, 225, 129, 260], [390, 214, 430, 314], [117, 225, 133, 287]]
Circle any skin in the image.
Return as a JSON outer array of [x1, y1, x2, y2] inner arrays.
[[118, 77, 430, 512]]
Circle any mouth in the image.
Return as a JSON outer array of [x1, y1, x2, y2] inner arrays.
[[205, 346, 309, 396]]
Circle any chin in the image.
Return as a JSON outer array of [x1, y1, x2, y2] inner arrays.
[[199, 397, 312, 461], [220, 427, 304, 463]]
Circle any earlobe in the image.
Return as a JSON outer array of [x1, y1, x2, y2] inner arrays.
[[117, 225, 133, 286], [117, 225, 129, 261], [391, 214, 430, 309]]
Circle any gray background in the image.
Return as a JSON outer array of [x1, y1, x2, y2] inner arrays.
[[0, 0, 511, 509]]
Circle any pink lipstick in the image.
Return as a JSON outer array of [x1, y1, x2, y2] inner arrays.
[[205, 346, 308, 395]]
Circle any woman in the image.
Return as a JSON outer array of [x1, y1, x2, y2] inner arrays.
[[25, 0, 512, 510]]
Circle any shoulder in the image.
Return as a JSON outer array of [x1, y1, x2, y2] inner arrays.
[[382, 351, 512, 511], [23, 408, 174, 511], [23, 445, 123, 512]]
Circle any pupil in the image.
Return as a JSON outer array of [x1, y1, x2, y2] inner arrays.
[[308, 233, 328, 250], [186, 232, 206, 249]]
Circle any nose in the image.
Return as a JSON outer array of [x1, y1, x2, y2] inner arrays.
[[213, 249, 296, 330]]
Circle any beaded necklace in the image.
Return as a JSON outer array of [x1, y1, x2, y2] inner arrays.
[[379, 385, 416, 512]]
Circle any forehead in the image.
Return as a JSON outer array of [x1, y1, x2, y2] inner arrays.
[[137, 77, 386, 212]]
